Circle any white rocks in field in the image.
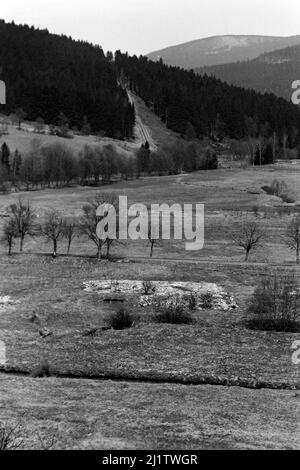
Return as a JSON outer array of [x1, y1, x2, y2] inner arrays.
[[83, 280, 237, 311], [0, 296, 13, 306]]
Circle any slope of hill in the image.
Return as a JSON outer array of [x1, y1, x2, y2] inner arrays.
[[0, 117, 139, 157], [147, 35, 300, 69], [0, 20, 135, 138], [196, 45, 300, 101], [115, 51, 300, 142]]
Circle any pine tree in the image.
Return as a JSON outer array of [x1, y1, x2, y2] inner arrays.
[[1, 142, 10, 174], [11, 149, 22, 182]]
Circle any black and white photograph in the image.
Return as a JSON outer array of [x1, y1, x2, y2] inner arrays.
[[0, 0, 299, 454]]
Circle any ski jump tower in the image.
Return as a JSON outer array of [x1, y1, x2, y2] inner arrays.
[[0, 80, 6, 104]]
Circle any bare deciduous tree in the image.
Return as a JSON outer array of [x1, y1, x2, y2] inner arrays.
[[1, 218, 18, 255], [105, 236, 116, 259], [15, 107, 27, 130], [284, 215, 300, 263], [80, 203, 103, 260], [34, 117, 45, 134], [39, 210, 64, 258], [148, 216, 161, 258], [229, 219, 264, 262], [8, 198, 36, 252], [105, 197, 119, 259], [80, 193, 117, 260], [62, 217, 78, 255]]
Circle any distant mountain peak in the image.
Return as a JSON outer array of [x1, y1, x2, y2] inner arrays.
[[196, 44, 300, 101], [147, 35, 300, 69]]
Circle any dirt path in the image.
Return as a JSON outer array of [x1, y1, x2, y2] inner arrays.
[[126, 89, 158, 151]]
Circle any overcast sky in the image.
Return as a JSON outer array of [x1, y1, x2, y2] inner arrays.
[[2, 0, 300, 55]]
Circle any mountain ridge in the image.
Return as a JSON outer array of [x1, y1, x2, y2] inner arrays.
[[147, 34, 300, 69], [196, 44, 300, 100]]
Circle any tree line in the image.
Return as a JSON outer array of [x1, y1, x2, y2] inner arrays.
[[1, 196, 300, 264], [0, 194, 157, 259], [0, 139, 218, 193]]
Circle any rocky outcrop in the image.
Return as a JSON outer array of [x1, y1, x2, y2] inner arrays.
[[83, 280, 237, 311]]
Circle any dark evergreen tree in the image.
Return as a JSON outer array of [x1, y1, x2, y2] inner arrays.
[[136, 144, 151, 174], [81, 116, 91, 136], [1, 142, 10, 174], [11, 149, 22, 182]]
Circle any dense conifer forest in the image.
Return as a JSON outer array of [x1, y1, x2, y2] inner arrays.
[[1, 20, 300, 154], [0, 20, 135, 138], [115, 51, 300, 146]]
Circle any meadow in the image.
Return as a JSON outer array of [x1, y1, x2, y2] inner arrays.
[[0, 119, 139, 157], [0, 161, 299, 449]]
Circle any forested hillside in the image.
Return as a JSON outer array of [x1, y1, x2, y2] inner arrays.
[[0, 20, 135, 138], [115, 52, 300, 145], [1, 19, 299, 148], [196, 45, 300, 101]]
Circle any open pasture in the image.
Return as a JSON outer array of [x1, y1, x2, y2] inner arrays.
[[0, 163, 299, 449]]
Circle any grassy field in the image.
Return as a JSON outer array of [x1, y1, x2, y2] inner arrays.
[[0, 121, 139, 157], [0, 163, 300, 449], [0, 375, 298, 450], [1, 163, 300, 263]]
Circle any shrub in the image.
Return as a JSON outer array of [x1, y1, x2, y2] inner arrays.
[[262, 180, 294, 203], [187, 293, 197, 310], [270, 179, 287, 197], [284, 215, 300, 263], [0, 422, 23, 450], [200, 292, 214, 309], [142, 281, 155, 295], [107, 307, 134, 330], [280, 193, 295, 204], [251, 205, 259, 217], [205, 151, 218, 170], [31, 358, 51, 378], [247, 317, 300, 333], [246, 271, 300, 332], [153, 295, 193, 324]]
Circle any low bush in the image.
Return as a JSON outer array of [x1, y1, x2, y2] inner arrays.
[[142, 281, 155, 295], [247, 318, 300, 333], [31, 358, 51, 378], [246, 270, 300, 332], [187, 293, 197, 310], [262, 179, 295, 203], [200, 292, 214, 309], [280, 193, 295, 204], [153, 295, 193, 324], [251, 205, 259, 217], [107, 307, 135, 330]]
